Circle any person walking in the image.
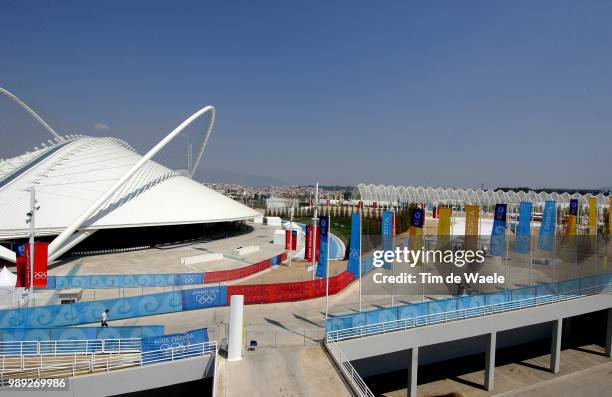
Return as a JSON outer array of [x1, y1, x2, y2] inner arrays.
[[101, 309, 109, 327]]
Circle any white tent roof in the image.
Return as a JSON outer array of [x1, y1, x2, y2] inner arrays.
[[0, 266, 16, 288]]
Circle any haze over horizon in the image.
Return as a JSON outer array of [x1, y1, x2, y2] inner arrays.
[[1, 1, 611, 189]]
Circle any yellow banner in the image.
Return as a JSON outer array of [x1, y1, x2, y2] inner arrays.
[[464, 205, 479, 251], [588, 197, 597, 235], [437, 207, 451, 249], [566, 214, 576, 236]]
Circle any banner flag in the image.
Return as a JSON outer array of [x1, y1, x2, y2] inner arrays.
[[347, 213, 361, 278], [537, 200, 556, 251], [437, 207, 451, 249], [315, 216, 329, 278], [588, 197, 597, 235], [305, 225, 313, 262], [141, 328, 208, 353], [392, 212, 396, 236], [408, 208, 424, 264], [24, 242, 49, 288], [490, 204, 507, 257], [381, 210, 394, 269], [610, 196, 612, 236], [464, 205, 479, 252], [566, 199, 578, 237], [514, 202, 532, 253]]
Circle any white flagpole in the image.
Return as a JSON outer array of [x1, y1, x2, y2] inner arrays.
[[325, 215, 331, 320], [358, 211, 363, 312], [312, 183, 319, 281]]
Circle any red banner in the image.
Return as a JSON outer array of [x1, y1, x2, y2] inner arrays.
[[205, 259, 271, 283], [25, 242, 48, 288], [392, 212, 396, 236], [15, 256, 28, 288], [227, 271, 354, 304], [305, 225, 313, 262], [284, 230, 297, 250]]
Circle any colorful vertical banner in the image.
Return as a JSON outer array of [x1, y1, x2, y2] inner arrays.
[[464, 205, 479, 252], [392, 212, 396, 236], [490, 204, 507, 257], [381, 210, 394, 269], [25, 242, 48, 288], [588, 197, 597, 235], [514, 202, 532, 254], [315, 216, 329, 278], [409, 208, 424, 263], [609, 196, 612, 235], [566, 199, 578, 236], [437, 207, 451, 249], [305, 225, 313, 262], [347, 213, 361, 278], [537, 200, 556, 251]]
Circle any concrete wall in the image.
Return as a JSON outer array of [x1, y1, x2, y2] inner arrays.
[[16, 355, 215, 397]]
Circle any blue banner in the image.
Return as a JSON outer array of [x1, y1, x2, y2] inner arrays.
[[381, 211, 394, 270], [538, 200, 557, 251], [411, 208, 424, 228], [316, 216, 329, 278], [347, 213, 361, 278], [514, 202, 532, 253], [569, 199, 578, 216], [490, 204, 507, 257], [181, 286, 227, 310], [141, 328, 208, 352], [0, 326, 164, 343]]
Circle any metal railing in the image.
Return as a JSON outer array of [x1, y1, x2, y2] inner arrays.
[[325, 339, 374, 397], [0, 338, 141, 357], [0, 341, 216, 385], [327, 283, 611, 342]]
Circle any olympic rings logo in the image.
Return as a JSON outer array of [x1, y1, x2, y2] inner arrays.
[[34, 272, 47, 279], [195, 293, 215, 304]]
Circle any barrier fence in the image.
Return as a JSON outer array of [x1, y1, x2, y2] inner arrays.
[[44, 252, 287, 289], [326, 273, 612, 340], [0, 267, 349, 328], [0, 341, 217, 385], [0, 338, 142, 356], [0, 326, 164, 343]]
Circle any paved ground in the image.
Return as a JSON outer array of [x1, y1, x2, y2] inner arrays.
[[493, 361, 612, 397], [368, 344, 611, 397], [217, 346, 352, 397], [47, 223, 286, 276]]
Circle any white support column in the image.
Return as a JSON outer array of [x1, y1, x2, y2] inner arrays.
[[407, 347, 418, 397], [485, 332, 496, 391], [228, 295, 244, 362], [550, 319, 562, 373], [605, 308, 612, 358]]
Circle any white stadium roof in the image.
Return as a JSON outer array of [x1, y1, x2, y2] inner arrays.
[[0, 87, 259, 262]]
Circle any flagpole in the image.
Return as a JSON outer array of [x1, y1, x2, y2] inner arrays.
[[312, 183, 318, 281], [529, 204, 533, 286], [325, 215, 331, 320], [358, 211, 363, 312]]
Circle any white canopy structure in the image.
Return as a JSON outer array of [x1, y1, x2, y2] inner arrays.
[[353, 184, 610, 208], [0, 87, 260, 263], [0, 266, 17, 288]]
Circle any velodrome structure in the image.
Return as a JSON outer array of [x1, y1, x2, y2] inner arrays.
[[353, 183, 610, 207]]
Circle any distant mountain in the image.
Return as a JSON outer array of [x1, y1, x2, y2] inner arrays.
[[195, 169, 288, 187]]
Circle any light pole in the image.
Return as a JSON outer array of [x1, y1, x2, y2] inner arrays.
[[25, 187, 40, 300]]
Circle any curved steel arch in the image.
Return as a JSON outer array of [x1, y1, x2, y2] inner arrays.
[[48, 106, 216, 258], [0, 86, 62, 140]]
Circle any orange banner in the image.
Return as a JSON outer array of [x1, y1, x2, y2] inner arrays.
[[464, 205, 479, 252]]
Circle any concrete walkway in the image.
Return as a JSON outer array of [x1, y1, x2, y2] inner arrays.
[[217, 346, 351, 397]]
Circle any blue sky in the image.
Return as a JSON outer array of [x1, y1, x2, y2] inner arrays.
[[1, 1, 611, 188]]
